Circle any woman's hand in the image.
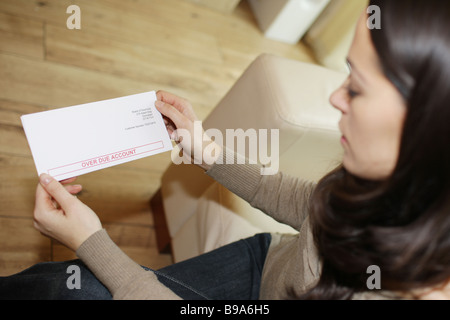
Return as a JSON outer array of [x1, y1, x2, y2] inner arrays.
[[33, 173, 102, 252], [155, 90, 222, 171]]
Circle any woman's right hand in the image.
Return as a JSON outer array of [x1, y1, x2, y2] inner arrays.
[[155, 90, 222, 171], [33, 174, 102, 252]]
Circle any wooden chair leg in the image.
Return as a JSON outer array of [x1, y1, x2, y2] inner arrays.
[[150, 188, 172, 254]]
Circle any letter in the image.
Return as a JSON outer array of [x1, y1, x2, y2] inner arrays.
[[258, 129, 279, 175], [197, 306, 205, 314], [225, 128, 258, 164], [254, 305, 263, 314], [66, 5, 81, 30], [367, 5, 381, 30], [225, 305, 231, 315], [193, 121, 204, 165], [66, 265, 81, 289], [99, 156, 110, 164], [240, 305, 248, 314], [203, 128, 223, 165], [366, 265, 381, 290], [170, 128, 192, 165], [189, 305, 196, 314]]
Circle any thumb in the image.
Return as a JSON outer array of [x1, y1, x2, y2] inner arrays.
[[39, 173, 77, 209]]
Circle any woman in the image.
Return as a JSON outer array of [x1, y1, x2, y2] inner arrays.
[[1, 0, 449, 299]]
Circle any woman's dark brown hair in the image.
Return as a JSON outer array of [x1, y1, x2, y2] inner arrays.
[[303, 0, 450, 299]]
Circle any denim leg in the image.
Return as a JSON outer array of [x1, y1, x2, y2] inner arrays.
[[0, 259, 112, 300], [0, 233, 272, 300], [154, 233, 272, 300]]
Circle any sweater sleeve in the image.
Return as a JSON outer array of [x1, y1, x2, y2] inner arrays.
[[206, 147, 316, 231], [76, 229, 182, 300]]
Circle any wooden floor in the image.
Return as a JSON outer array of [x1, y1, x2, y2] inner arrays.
[[0, 0, 315, 277]]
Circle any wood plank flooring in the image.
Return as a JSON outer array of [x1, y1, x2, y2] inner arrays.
[[0, 0, 316, 277]]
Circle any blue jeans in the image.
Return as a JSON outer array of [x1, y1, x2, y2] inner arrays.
[[0, 233, 271, 300]]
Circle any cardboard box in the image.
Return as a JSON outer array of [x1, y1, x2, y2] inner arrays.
[[248, 0, 331, 44]]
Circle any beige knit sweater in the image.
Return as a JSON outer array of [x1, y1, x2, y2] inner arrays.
[[76, 147, 390, 300]]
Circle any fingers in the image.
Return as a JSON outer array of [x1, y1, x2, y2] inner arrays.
[[35, 181, 56, 212], [35, 178, 81, 215], [156, 90, 198, 121], [155, 100, 188, 132], [39, 173, 77, 210], [161, 113, 177, 135], [156, 90, 189, 108], [61, 177, 82, 194], [60, 177, 77, 185], [65, 184, 82, 195]]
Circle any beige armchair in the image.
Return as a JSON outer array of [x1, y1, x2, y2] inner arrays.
[[151, 54, 347, 263]]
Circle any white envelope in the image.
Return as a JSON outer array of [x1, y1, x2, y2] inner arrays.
[[21, 91, 173, 181]]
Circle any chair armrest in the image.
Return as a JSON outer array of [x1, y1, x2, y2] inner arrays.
[[203, 53, 346, 180]]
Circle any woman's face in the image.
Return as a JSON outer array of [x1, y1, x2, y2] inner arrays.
[[330, 13, 407, 181]]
